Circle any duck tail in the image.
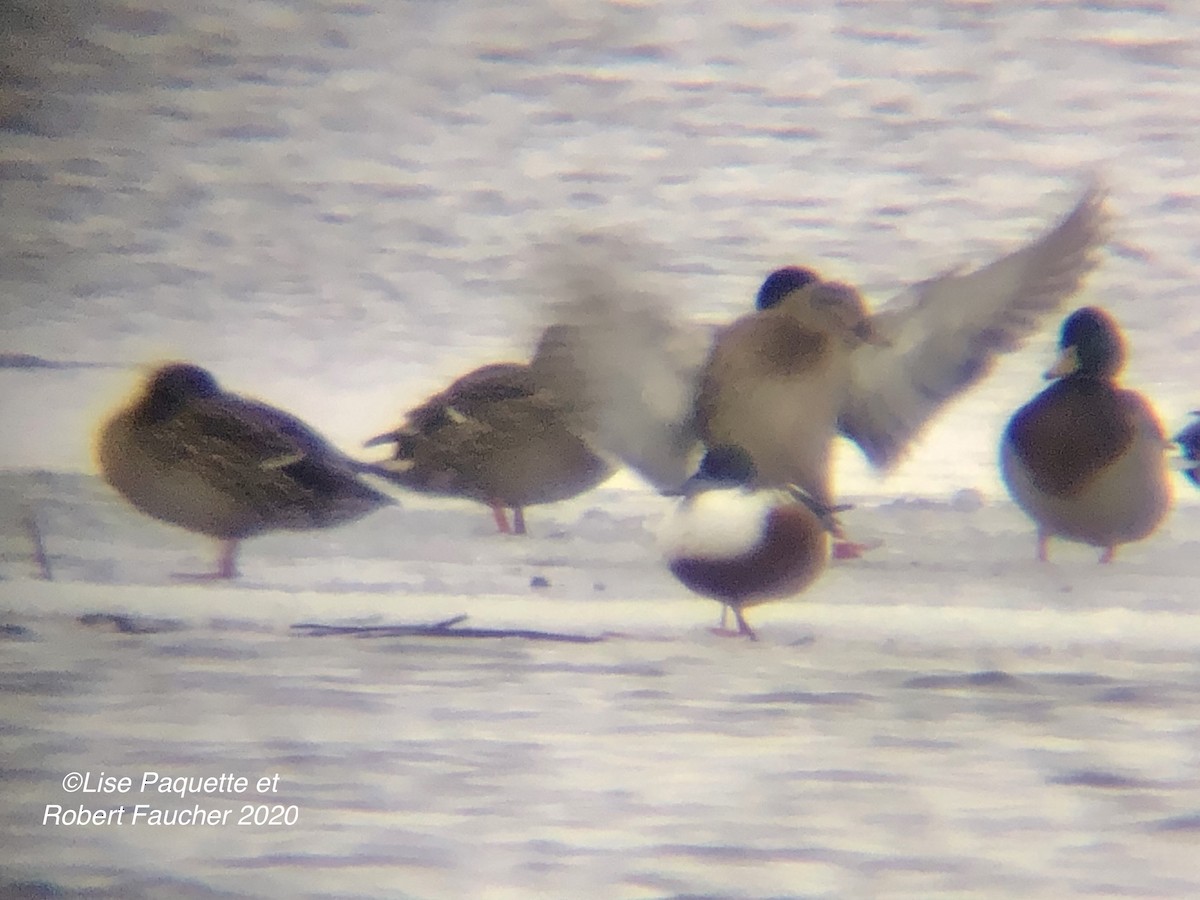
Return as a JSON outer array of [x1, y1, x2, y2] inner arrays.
[[362, 428, 421, 459], [348, 459, 421, 500]]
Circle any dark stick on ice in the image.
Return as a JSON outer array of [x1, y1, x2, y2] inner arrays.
[[77, 613, 183, 634], [291, 615, 604, 643], [0, 353, 123, 370], [22, 506, 53, 581]]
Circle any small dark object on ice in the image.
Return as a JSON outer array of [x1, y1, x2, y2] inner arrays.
[[77, 613, 184, 634], [292, 614, 603, 643], [0, 352, 119, 370]]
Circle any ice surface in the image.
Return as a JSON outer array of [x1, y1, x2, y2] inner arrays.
[[3, 0, 1200, 896], [4, 472, 1200, 898]]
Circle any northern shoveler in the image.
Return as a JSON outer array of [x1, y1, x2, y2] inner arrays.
[[659, 445, 840, 640]]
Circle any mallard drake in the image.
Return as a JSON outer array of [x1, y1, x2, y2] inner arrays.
[[96, 363, 394, 578], [1173, 413, 1200, 487], [541, 184, 1109, 508], [365, 326, 614, 534], [1001, 307, 1171, 562], [659, 445, 838, 640]]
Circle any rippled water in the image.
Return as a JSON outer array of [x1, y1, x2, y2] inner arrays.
[[3, 0, 1200, 896]]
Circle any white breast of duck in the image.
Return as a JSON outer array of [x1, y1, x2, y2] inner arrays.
[[659, 486, 828, 606]]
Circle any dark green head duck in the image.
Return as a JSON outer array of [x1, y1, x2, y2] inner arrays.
[[1001, 307, 1170, 563]]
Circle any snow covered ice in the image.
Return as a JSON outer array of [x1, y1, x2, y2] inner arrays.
[[5, 472, 1200, 898], [3, 0, 1200, 897]]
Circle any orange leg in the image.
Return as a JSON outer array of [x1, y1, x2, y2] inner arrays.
[[1037, 530, 1050, 562], [173, 538, 240, 581], [733, 607, 759, 642], [512, 507, 527, 536], [829, 521, 878, 560], [490, 502, 511, 534], [216, 539, 239, 578], [832, 540, 869, 560], [709, 604, 744, 638]]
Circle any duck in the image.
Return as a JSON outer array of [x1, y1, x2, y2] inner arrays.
[[696, 272, 885, 507], [659, 445, 839, 640], [365, 325, 615, 534], [1000, 306, 1171, 562], [96, 363, 394, 579], [1173, 412, 1200, 487], [540, 183, 1109, 509]]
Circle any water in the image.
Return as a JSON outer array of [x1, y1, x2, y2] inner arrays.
[[3, 0, 1200, 896]]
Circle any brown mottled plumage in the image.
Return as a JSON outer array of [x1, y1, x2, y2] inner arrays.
[[697, 278, 878, 506], [96, 363, 393, 578], [366, 327, 614, 534]]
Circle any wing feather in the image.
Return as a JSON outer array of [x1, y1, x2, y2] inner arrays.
[[841, 182, 1110, 470], [536, 238, 712, 490]]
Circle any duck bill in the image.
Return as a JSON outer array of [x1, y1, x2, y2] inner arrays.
[[1044, 344, 1080, 379], [661, 472, 705, 498], [855, 319, 891, 347]]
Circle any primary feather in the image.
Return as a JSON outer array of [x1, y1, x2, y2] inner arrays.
[[840, 182, 1110, 469], [541, 183, 1109, 497]]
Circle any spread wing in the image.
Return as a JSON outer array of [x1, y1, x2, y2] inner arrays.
[[535, 239, 714, 490], [840, 181, 1110, 470]]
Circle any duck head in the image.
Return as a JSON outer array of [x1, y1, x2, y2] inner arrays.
[[137, 363, 222, 424], [756, 267, 883, 348], [809, 281, 886, 348], [1045, 307, 1126, 380], [755, 267, 820, 310], [672, 444, 757, 496]]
